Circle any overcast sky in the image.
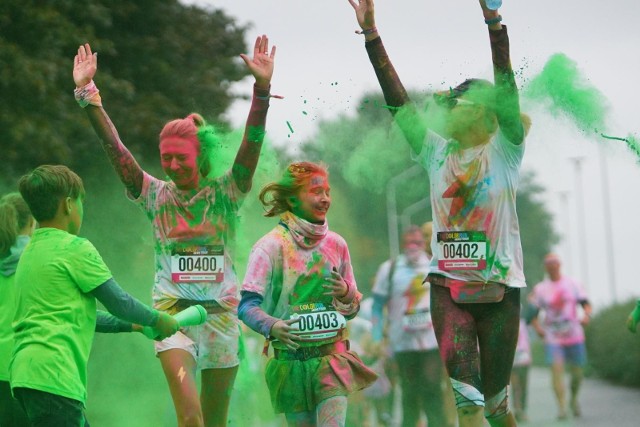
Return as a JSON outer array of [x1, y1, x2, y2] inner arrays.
[[184, 0, 640, 310]]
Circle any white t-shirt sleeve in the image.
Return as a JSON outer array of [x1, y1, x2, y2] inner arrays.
[[411, 129, 445, 171], [493, 130, 525, 170], [210, 170, 246, 213], [242, 246, 274, 297], [126, 172, 162, 220], [371, 260, 393, 298]]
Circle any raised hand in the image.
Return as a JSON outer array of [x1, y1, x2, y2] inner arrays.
[[270, 319, 301, 350], [73, 43, 98, 88], [347, 0, 376, 31], [240, 35, 275, 90]]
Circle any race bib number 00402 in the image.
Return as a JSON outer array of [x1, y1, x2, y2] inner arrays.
[[289, 303, 347, 342], [437, 231, 487, 271], [171, 245, 224, 283]]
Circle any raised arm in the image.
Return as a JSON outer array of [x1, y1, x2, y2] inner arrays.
[[232, 35, 276, 193], [73, 43, 145, 198], [480, 1, 525, 145], [348, 0, 427, 155]]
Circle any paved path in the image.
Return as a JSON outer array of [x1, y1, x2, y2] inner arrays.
[[523, 366, 640, 427]]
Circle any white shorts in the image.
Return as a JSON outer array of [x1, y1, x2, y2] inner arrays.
[[154, 311, 240, 369]]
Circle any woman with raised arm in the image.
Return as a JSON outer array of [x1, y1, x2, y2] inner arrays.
[[348, 1, 529, 426], [72, 35, 276, 427]]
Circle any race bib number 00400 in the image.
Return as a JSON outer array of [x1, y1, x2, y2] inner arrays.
[[171, 245, 224, 283], [289, 303, 347, 342], [437, 231, 487, 271]]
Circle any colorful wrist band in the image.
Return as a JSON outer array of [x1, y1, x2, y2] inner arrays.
[[74, 80, 102, 108], [484, 15, 502, 25]]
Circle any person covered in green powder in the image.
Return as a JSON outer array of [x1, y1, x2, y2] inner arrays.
[[348, 1, 531, 426], [239, 162, 377, 426], [0, 192, 34, 427], [627, 300, 640, 332], [10, 165, 179, 427], [72, 34, 276, 426]]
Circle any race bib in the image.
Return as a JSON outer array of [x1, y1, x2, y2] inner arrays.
[[550, 319, 573, 336], [437, 231, 488, 271], [402, 309, 432, 331], [289, 302, 347, 342], [171, 245, 224, 283]]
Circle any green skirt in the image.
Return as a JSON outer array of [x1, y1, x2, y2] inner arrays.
[[265, 349, 378, 414]]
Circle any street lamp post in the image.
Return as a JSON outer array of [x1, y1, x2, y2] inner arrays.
[[386, 165, 424, 259], [598, 146, 618, 303], [557, 190, 573, 276], [570, 156, 589, 292]]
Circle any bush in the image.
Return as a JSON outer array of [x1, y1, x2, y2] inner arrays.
[[585, 299, 640, 387]]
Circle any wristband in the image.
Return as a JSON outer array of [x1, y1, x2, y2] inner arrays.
[[355, 27, 378, 35], [74, 80, 102, 108], [484, 15, 502, 25]]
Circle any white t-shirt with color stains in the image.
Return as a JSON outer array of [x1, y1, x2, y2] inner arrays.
[[130, 170, 243, 311], [414, 130, 526, 287]]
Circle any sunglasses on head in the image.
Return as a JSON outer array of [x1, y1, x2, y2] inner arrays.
[[433, 92, 477, 110]]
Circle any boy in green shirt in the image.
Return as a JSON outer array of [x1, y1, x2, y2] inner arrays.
[[10, 165, 179, 427]]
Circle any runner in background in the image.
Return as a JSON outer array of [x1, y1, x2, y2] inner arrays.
[[529, 253, 592, 420], [0, 192, 34, 427], [510, 315, 532, 422], [371, 226, 455, 427]]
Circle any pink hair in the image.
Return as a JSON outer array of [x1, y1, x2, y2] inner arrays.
[[159, 113, 204, 149]]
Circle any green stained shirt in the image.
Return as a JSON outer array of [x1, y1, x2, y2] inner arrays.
[[0, 274, 17, 381], [9, 228, 112, 404], [0, 235, 29, 381]]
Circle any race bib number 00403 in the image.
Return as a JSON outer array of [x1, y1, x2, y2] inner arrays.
[[289, 303, 347, 342], [437, 231, 487, 271], [171, 245, 224, 283]]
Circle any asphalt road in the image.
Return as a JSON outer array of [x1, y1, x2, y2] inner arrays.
[[522, 366, 640, 427]]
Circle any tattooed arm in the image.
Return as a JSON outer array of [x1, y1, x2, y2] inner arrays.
[[232, 35, 276, 193], [73, 43, 145, 198], [348, 0, 426, 156]]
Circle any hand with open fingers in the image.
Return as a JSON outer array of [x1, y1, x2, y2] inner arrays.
[[153, 311, 180, 341], [239, 35, 275, 90], [73, 43, 98, 88], [347, 0, 376, 32], [323, 268, 350, 302], [270, 319, 301, 350]]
